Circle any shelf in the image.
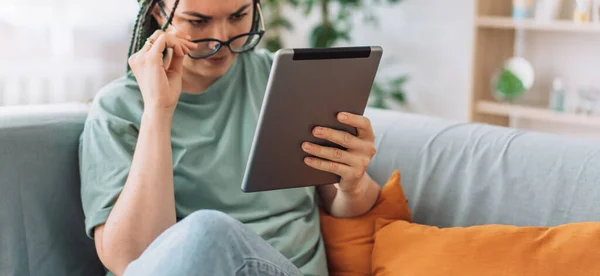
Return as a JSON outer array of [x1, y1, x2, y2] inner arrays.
[[476, 100, 600, 128], [477, 16, 600, 33]]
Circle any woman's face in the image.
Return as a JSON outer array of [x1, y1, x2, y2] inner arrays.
[[155, 0, 255, 81]]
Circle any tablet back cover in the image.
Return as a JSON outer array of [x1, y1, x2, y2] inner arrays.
[[242, 46, 383, 192]]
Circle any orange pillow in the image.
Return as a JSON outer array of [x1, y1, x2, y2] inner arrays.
[[319, 170, 412, 276], [372, 204, 600, 275]]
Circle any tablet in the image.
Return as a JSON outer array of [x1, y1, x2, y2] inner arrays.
[[241, 46, 383, 193]]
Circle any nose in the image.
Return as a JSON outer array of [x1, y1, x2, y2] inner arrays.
[[208, 22, 228, 47]]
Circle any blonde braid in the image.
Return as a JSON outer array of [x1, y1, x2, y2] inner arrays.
[[126, 0, 157, 72]]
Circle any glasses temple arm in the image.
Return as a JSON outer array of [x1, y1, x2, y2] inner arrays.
[[157, 1, 178, 32]]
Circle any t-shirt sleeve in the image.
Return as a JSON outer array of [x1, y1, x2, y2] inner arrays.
[[78, 106, 139, 239]]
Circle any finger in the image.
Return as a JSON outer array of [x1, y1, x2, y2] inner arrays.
[[165, 37, 197, 54], [313, 126, 362, 150], [143, 30, 164, 52], [304, 157, 355, 180], [181, 44, 191, 55], [172, 31, 192, 41], [167, 50, 185, 77], [150, 32, 187, 56], [302, 142, 368, 169], [141, 39, 153, 52], [338, 112, 375, 141], [182, 39, 198, 50], [148, 33, 170, 61], [162, 48, 173, 70], [174, 43, 184, 57]]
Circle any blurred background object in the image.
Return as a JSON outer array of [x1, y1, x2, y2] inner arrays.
[[2, 0, 599, 139], [491, 56, 535, 103], [471, 0, 600, 139], [0, 0, 138, 106], [1, 0, 472, 119], [260, 0, 409, 109]]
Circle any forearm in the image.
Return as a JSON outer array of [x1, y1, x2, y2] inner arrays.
[[101, 111, 177, 274], [318, 174, 381, 218]]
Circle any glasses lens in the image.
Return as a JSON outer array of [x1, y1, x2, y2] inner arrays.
[[229, 33, 262, 53], [189, 40, 221, 58]]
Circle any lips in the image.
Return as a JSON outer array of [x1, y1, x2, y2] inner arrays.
[[207, 56, 226, 65]]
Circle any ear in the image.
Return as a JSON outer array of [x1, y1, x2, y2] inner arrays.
[[151, 3, 167, 27]]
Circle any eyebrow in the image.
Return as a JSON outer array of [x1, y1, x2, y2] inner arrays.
[[182, 4, 251, 20]]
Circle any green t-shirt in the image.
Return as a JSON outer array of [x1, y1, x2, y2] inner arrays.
[[79, 49, 328, 276]]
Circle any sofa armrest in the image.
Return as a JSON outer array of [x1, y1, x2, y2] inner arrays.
[[0, 103, 105, 276]]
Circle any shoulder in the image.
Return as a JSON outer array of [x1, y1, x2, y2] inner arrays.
[[236, 48, 275, 94], [86, 74, 144, 127], [239, 48, 275, 75]]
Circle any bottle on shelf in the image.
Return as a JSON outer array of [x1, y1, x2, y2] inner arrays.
[[549, 78, 566, 112], [513, 0, 536, 19], [594, 0, 600, 22], [574, 0, 592, 22], [535, 0, 563, 21]]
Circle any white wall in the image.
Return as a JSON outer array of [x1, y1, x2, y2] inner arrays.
[[0, 0, 138, 106], [279, 0, 476, 122]]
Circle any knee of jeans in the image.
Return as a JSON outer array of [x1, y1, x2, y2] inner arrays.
[[178, 210, 240, 239]]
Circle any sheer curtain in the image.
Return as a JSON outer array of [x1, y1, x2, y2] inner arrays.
[[0, 0, 139, 106]]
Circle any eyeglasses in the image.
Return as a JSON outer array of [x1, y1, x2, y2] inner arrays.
[[157, 1, 266, 59]]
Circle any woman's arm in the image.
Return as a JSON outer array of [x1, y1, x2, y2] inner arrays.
[[303, 112, 381, 218], [94, 30, 197, 276], [316, 174, 381, 218], [95, 111, 176, 276]]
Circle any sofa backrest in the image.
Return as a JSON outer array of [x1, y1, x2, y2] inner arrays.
[[365, 108, 600, 228], [0, 103, 105, 276]]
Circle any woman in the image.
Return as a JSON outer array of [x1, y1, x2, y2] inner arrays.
[[78, 0, 381, 275]]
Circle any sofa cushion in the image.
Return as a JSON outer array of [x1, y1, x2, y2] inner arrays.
[[373, 218, 600, 276], [0, 103, 105, 276], [371, 171, 600, 276], [319, 170, 412, 275]]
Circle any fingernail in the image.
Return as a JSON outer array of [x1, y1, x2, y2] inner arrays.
[[339, 113, 348, 121], [314, 127, 323, 135], [302, 142, 311, 150]]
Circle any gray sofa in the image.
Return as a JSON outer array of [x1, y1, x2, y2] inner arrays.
[[2, 102, 600, 276]]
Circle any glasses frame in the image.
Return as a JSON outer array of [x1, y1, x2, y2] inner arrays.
[[156, 1, 266, 59]]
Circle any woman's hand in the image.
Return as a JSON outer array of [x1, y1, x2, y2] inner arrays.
[[128, 30, 198, 114], [301, 112, 377, 195]]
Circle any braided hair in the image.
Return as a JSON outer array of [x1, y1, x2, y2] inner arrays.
[[126, 0, 180, 73]]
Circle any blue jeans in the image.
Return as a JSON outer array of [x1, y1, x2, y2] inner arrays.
[[123, 210, 304, 276]]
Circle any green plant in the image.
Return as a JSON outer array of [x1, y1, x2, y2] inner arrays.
[[262, 0, 409, 109], [495, 69, 526, 99], [262, 0, 295, 52], [370, 75, 408, 109]]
